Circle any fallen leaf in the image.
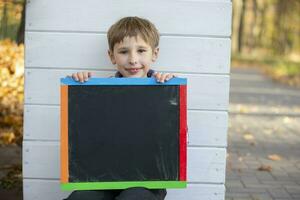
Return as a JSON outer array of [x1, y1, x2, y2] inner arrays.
[[257, 165, 272, 172], [250, 142, 256, 146], [243, 133, 254, 141], [283, 117, 291, 124], [0, 132, 15, 144], [263, 128, 273, 135], [268, 154, 282, 161], [238, 105, 249, 113]]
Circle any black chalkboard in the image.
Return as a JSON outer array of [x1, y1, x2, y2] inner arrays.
[[60, 77, 187, 190]]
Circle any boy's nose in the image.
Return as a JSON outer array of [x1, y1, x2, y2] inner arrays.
[[129, 53, 138, 65]]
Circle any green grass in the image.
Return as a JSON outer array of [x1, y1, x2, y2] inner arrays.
[[231, 54, 300, 77], [273, 61, 300, 76]]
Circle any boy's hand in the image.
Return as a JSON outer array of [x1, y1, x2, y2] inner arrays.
[[153, 72, 177, 83], [68, 71, 94, 83]]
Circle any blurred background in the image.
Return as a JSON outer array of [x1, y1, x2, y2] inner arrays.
[[0, 0, 24, 197], [0, 0, 299, 199], [231, 0, 300, 86]]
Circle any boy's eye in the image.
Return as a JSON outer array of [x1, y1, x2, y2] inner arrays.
[[138, 49, 146, 53], [119, 50, 128, 54]]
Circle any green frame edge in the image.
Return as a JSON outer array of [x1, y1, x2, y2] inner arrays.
[[61, 181, 187, 190]]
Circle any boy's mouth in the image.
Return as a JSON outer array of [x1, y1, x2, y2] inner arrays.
[[126, 68, 142, 74]]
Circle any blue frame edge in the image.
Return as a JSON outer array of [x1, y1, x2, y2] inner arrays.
[[60, 77, 187, 85]]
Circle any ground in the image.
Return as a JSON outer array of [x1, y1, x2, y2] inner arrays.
[[226, 67, 300, 200]]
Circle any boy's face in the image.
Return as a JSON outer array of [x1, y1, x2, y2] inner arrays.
[[108, 35, 159, 78]]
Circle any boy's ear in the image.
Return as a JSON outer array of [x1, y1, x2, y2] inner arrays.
[[108, 50, 116, 65], [152, 47, 159, 62]]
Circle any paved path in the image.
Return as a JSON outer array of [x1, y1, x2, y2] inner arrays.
[[226, 67, 300, 200]]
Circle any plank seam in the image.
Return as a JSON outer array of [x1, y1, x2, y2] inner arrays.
[[25, 30, 231, 39], [24, 67, 230, 76]]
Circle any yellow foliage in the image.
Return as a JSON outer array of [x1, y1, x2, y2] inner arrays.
[[0, 131, 15, 144], [0, 39, 24, 145]]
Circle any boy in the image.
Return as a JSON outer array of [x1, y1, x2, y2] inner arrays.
[[65, 16, 176, 200], [70, 16, 175, 83]]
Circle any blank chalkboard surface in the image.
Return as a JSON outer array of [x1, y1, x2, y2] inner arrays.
[[60, 77, 187, 190]]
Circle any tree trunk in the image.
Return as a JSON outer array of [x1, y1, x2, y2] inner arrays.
[[238, 0, 246, 53], [257, 1, 266, 48], [248, 0, 257, 52], [17, 0, 26, 44], [1, 2, 8, 39], [231, 0, 241, 53]]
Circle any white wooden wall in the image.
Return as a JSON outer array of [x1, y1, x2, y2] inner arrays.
[[23, 0, 232, 199]]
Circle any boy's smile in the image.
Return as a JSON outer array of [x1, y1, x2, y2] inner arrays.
[[108, 35, 159, 78]]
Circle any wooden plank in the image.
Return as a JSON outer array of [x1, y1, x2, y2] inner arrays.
[[188, 110, 228, 147], [23, 179, 70, 200], [23, 179, 225, 200], [23, 105, 58, 140], [22, 141, 226, 183], [26, 0, 232, 37], [25, 32, 231, 74], [24, 69, 230, 110], [24, 105, 228, 147]]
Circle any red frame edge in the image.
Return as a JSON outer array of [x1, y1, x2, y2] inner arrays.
[[179, 85, 187, 181]]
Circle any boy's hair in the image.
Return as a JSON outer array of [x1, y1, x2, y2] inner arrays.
[[107, 16, 160, 51]]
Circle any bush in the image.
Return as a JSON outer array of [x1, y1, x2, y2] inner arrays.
[[0, 39, 24, 146]]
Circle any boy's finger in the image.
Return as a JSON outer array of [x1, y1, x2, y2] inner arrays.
[[88, 72, 94, 78], [160, 73, 168, 83], [165, 74, 173, 81], [83, 72, 89, 81], [77, 72, 84, 82], [167, 73, 176, 81], [155, 72, 162, 82], [72, 73, 79, 81]]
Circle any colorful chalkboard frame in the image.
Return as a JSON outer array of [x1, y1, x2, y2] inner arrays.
[[60, 77, 187, 190]]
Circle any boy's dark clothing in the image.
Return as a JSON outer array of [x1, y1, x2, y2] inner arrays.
[[64, 69, 167, 200], [65, 188, 167, 200]]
